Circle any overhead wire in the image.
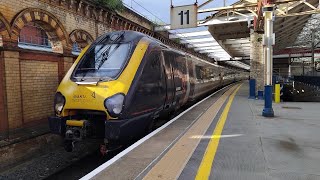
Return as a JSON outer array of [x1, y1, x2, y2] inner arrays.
[[123, 0, 245, 67]]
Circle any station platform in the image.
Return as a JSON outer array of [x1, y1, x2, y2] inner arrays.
[[82, 82, 320, 180]]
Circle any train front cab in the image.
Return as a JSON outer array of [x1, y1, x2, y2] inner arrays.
[[48, 31, 156, 150], [48, 32, 191, 150]]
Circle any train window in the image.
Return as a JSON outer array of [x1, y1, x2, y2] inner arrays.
[[195, 65, 202, 80], [140, 50, 162, 85], [72, 43, 131, 81]]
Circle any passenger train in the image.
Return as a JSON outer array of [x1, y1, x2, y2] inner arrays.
[[48, 31, 248, 152]]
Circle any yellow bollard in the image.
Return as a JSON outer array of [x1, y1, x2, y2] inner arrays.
[[275, 84, 280, 103]]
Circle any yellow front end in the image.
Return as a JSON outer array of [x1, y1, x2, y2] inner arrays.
[[56, 38, 150, 119]]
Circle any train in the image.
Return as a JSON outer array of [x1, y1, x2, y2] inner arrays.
[[48, 31, 248, 152]]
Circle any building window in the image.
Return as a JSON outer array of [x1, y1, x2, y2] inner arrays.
[[18, 22, 51, 51], [72, 42, 81, 55]]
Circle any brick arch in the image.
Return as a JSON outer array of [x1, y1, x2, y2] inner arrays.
[[69, 29, 94, 48], [0, 11, 11, 38], [10, 8, 69, 53]]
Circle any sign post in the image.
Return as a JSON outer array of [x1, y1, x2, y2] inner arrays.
[[170, 4, 198, 30]]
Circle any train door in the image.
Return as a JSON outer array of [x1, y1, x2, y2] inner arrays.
[[162, 51, 175, 111], [126, 44, 166, 118], [172, 54, 188, 108]]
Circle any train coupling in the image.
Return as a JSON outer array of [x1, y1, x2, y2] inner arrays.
[[65, 120, 90, 141]]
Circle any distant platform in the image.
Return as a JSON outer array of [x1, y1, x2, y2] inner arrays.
[[82, 82, 320, 180]]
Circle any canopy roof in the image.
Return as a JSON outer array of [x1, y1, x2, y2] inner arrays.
[[162, 0, 319, 70]]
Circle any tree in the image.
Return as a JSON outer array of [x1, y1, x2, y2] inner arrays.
[[94, 0, 124, 12]]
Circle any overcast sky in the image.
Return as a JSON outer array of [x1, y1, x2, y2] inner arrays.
[[122, 0, 238, 25]]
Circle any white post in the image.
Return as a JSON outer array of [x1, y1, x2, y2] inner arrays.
[[288, 64, 291, 77], [264, 8, 274, 85], [262, 5, 275, 117]]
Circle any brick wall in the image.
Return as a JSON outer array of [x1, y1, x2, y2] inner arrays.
[[0, 0, 158, 133], [20, 60, 58, 123], [4, 51, 23, 129], [2, 51, 62, 129], [0, 0, 155, 43], [0, 51, 8, 133], [63, 57, 74, 75], [250, 32, 265, 93]]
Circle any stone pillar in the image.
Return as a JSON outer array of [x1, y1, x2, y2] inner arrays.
[[250, 31, 265, 94], [3, 51, 23, 129]]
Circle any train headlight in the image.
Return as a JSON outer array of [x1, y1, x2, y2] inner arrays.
[[104, 93, 125, 117], [54, 92, 65, 115]]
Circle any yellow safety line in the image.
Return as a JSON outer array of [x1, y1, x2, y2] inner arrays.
[[142, 84, 238, 180], [195, 84, 242, 180]]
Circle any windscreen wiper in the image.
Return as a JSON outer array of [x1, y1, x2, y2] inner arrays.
[[96, 43, 121, 70], [95, 32, 125, 68]]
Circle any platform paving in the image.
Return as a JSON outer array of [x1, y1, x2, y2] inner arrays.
[[87, 82, 320, 180]]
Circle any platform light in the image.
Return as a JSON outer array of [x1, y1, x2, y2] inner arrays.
[[194, 47, 220, 51], [200, 49, 227, 53], [188, 43, 220, 48], [209, 52, 230, 56], [169, 31, 211, 39], [180, 37, 216, 44], [225, 61, 250, 70]]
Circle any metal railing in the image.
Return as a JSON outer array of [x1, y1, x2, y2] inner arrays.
[[294, 76, 320, 87]]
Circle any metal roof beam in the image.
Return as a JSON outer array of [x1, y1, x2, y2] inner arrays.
[[275, 16, 309, 33], [200, 14, 253, 26], [157, 14, 252, 31], [198, 0, 301, 13], [276, 25, 304, 40], [198, 0, 216, 8]]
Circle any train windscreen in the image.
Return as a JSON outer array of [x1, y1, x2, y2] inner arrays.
[[72, 43, 131, 81]]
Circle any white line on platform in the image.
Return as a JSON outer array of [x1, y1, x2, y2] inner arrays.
[[134, 109, 205, 180], [80, 83, 234, 180]]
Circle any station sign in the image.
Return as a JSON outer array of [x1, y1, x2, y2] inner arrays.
[[170, 4, 198, 30]]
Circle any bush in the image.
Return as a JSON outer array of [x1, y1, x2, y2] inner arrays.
[[94, 0, 124, 11]]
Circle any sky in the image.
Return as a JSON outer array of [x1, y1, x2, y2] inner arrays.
[[122, 0, 238, 25]]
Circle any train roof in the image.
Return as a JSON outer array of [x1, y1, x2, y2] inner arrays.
[[97, 31, 241, 72]]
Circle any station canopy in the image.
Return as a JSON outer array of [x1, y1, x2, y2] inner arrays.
[[157, 0, 320, 70]]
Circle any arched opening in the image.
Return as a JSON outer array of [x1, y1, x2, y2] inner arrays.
[[0, 20, 5, 47], [0, 13, 10, 47], [11, 8, 69, 54], [18, 22, 52, 51], [70, 29, 94, 55]]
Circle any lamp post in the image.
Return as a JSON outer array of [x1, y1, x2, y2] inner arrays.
[[262, 4, 275, 117]]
